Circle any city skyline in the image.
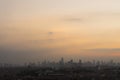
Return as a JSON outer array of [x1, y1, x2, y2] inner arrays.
[[0, 57, 119, 67]]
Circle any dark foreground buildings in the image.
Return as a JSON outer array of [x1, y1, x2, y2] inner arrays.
[[0, 58, 120, 80]]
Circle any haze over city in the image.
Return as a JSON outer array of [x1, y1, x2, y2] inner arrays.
[[1, 0, 120, 64]]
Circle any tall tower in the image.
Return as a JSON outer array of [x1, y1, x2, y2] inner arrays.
[[59, 57, 64, 65], [79, 59, 82, 64]]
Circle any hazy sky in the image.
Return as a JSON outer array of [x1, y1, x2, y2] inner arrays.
[[1, 0, 120, 64]]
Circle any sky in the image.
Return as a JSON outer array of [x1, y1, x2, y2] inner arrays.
[[0, 0, 120, 64]]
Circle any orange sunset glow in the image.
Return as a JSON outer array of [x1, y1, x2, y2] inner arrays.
[[0, 0, 120, 64]]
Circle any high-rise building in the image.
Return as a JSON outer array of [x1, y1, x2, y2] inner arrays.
[[59, 57, 64, 65]]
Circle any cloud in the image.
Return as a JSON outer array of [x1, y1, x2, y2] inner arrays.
[[0, 46, 55, 64], [61, 12, 120, 23], [83, 48, 120, 53], [62, 16, 83, 22], [84, 48, 120, 60], [1, 45, 120, 64], [48, 32, 53, 35]]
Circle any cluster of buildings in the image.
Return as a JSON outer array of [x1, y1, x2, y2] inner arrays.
[[0, 58, 120, 80], [0, 58, 120, 68], [25, 58, 120, 69]]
